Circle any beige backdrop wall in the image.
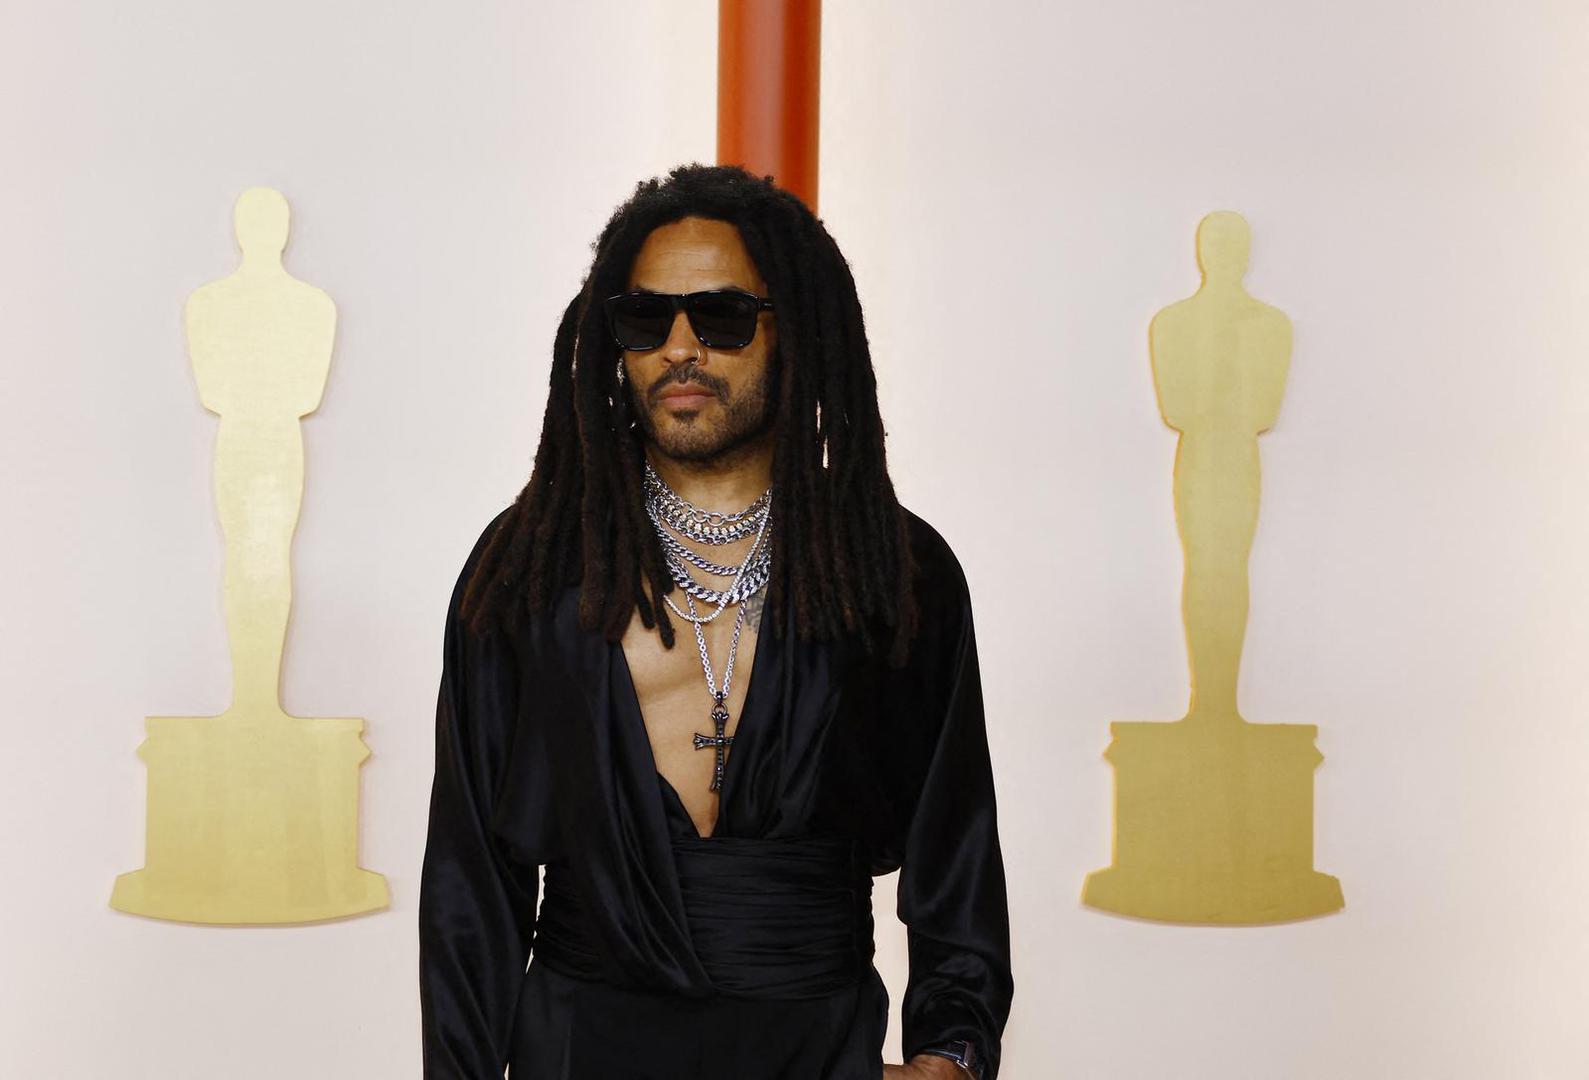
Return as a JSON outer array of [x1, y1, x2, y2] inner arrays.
[[3, 1, 1586, 1077]]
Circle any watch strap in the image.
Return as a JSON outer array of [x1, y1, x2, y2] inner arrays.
[[918, 1039, 980, 1078]]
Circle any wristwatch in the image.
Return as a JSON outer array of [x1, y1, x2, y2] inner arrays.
[[918, 1039, 980, 1077]]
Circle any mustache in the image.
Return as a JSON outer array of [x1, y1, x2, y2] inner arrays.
[[651, 372, 723, 399]]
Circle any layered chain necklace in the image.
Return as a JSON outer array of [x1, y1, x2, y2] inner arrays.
[[642, 459, 773, 793]]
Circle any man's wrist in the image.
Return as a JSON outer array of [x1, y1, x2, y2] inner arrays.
[[915, 1039, 981, 1079]]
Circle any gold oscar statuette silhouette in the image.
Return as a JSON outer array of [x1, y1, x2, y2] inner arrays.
[[1081, 211, 1344, 923], [110, 187, 388, 923]]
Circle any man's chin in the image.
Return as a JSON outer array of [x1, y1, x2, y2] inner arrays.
[[655, 444, 732, 465], [643, 425, 730, 463], [637, 405, 773, 464]]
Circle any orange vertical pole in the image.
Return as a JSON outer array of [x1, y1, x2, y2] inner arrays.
[[717, 0, 822, 213]]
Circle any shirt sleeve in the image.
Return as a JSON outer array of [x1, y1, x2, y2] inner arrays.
[[418, 510, 540, 1079], [895, 546, 1016, 1080]]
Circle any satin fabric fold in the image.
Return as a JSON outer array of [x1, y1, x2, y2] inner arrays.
[[418, 504, 1014, 1079], [535, 780, 874, 999], [662, 782, 876, 999]]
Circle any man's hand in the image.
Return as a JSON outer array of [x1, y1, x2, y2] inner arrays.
[[883, 1053, 967, 1079]]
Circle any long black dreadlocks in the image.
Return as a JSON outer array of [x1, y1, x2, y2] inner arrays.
[[458, 162, 921, 668]]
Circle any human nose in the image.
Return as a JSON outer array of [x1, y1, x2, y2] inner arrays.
[[660, 307, 702, 364]]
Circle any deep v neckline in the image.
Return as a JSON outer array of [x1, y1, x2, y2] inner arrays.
[[614, 614, 772, 841]]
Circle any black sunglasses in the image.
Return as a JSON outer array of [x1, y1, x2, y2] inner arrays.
[[603, 288, 775, 351]]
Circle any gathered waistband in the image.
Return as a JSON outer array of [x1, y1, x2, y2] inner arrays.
[[534, 834, 875, 1000]]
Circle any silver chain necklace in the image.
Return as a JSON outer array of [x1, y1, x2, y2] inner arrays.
[[642, 459, 772, 792]]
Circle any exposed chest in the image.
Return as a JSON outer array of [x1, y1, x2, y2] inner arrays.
[[618, 598, 763, 838]]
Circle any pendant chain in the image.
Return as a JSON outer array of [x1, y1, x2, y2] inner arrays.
[[642, 459, 772, 793]]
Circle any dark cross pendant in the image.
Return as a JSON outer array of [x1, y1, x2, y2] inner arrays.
[[692, 690, 734, 792]]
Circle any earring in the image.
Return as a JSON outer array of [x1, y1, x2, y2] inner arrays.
[[613, 357, 638, 430]]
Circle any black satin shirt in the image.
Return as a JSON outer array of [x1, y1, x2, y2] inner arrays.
[[418, 504, 1014, 1078]]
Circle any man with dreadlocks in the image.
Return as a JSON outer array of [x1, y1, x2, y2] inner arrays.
[[418, 163, 1013, 1080]]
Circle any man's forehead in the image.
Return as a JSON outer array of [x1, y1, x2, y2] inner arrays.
[[626, 223, 764, 290], [630, 282, 747, 294]]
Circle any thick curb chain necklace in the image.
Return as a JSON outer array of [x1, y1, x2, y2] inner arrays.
[[645, 498, 773, 617], [642, 460, 773, 792], [645, 462, 772, 542]]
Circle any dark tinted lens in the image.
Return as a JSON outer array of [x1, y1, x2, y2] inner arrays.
[[687, 292, 759, 347], [610, 294, 673, 349]]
